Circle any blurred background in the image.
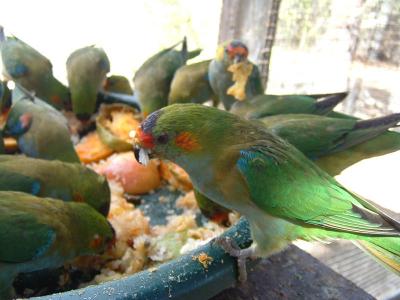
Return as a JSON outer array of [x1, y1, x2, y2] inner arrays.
[[1, 0, 399, 298]]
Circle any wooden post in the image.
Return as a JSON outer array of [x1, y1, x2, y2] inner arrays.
[[218, 0, 281, 91]]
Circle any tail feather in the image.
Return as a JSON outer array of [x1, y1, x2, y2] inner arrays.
[[187, 48, 202, 60], [355, 239, 400, 275], [309, 91, 348, 101], [336, 113, 400, 151], [314, 93, 347, 114]]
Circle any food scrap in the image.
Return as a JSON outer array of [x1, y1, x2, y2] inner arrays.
[[192, 252, 213, 269], [227, 61, 253, 101]]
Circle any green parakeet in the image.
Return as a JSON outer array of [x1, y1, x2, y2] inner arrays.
[[66, 45, 110, 120], [259, 113, 400, 159], [134, 104, 400, 281], [103, 75, 133, 95], [191, 112, 400, 225], [0, 34, 70, 110], [0, 191, 115, 299], [0, 155, 110, 215], [230, 93, 347, 119], [208, 40, 264, 110], [4, 98, 79, 163], [133, 38, 202, 117], [168, 60, 218, 106]]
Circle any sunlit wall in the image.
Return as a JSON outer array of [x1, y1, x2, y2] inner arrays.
[[0, 0, 222, 83]]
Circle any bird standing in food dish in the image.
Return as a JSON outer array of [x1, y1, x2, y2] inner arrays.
[[0, 192, 115, 300]]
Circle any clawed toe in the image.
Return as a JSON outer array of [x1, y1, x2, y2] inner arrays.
[[213, 236, 256, 283]]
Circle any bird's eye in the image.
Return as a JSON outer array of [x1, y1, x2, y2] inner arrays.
[[157, 133, 169, 144]]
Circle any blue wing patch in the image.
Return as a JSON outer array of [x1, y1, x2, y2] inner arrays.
[[8, 61, 29, 78]]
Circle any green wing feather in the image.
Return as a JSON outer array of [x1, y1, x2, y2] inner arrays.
[[0, 204, 55, 263], [236, 143, 399, 236]]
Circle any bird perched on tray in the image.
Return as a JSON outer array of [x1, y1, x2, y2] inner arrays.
[[134, 104, 400, 282], [0, 155, 110, 216], [66, 45, 110, 120], [208, 40, 264, 110], [0, 31, 70, 110], [0, 191, 115, 300], [190, 111, 400, 224], [133, 37, 201, 117]]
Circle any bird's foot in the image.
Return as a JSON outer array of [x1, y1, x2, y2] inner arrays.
[[214, 236, 257, 282]]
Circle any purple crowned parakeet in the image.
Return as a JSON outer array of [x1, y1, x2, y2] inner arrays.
[[0, 191, 115, 299], [208, 40, 264, 110], [230, 93, 347, 120], [103, 75, 133, 95], [134, 104, 400, 282], [4, 97, 79, 163], [0, 155, 110, 215], [168, 60, 218, 106], [0, 33, 70, 110], [133, 38, 202, 117], [66, 45, 110, 120], [191, 112, 400, 224], [260, 113, 400, 159]]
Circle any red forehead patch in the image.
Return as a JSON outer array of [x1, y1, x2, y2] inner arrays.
[[136, 127, 155, 148], [175, 132, 201, 152], [227, 44, 248, 59]]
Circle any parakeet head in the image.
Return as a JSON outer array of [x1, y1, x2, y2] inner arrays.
[[4, 101, 33, 136], [133, 104, 258, 165], [71, 202, 116, 254], [67, 45, 110, 120], [103, 75, 133, 95], [216, 40, 249, 64]]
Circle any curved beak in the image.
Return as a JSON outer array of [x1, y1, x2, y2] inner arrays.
[[133, 140, 154, 166]]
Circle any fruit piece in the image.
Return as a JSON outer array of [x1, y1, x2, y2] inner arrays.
[[227, 61, 253, 101], [97, 104, 141, 152], [98, 152, 161, 194], [75, 131, 113, 163]]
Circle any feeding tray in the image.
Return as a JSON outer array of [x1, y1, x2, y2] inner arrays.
[[29, 188, 254, 300]]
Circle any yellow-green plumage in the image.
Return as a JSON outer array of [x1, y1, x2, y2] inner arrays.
[[0, 191, 114, 299], [0, 36, 70, 110], [137, 104, 400, 276], [0, 155, 110, 215], [134, 38, 201, 117], [168, 60, 218, 106], [5, 98, 79, 163], [66, 45, 110, 119], [230, 93, 346, 119], [103, 75, 133, 95]]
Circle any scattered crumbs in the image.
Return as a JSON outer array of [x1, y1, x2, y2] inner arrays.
[[158, 195, 168, 203], [175, 191, 198, 210], [192, 252, 213, 269]]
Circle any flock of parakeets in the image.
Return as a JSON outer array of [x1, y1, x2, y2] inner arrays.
[[0, 22, 399, 298]]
